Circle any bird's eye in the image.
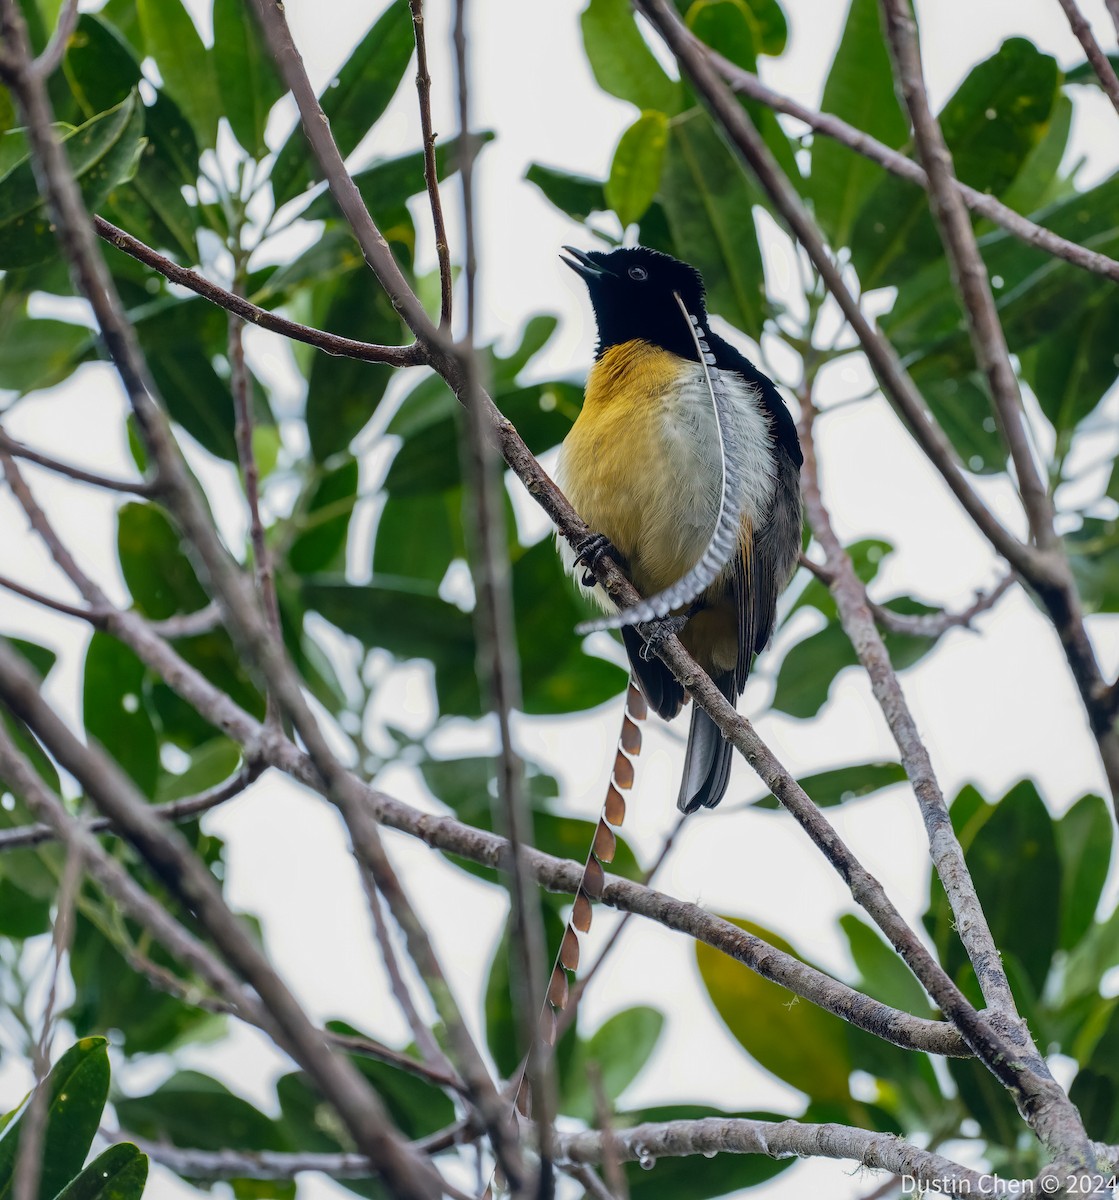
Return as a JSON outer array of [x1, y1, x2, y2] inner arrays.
[[628, 266, 648, 281]]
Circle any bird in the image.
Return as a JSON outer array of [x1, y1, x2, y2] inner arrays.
[[556, 244, 803, 813]]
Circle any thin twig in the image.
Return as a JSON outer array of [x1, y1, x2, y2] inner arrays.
[[879, 0, 1053, 548], [0, 573, 99, 623], [0, 429, 156, 495], [361, 869, 459, 1083], [30, 0, 78, 80], [709, 54, 1119, 282], [451, 0, 553, 1178], [1055, 0, 1119, 117], [409, 0, 453, 328], [13, 846, 82, 1200], [0, 764, 261, 851], [92, 217, 425, 368], [147, 603, 222, 638]]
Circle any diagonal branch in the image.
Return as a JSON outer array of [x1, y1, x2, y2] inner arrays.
[[93, 217, 424, 366], [711, 54, 1119, 282], [1056, 0, 1119, 117], [0, 428, 156, 495]]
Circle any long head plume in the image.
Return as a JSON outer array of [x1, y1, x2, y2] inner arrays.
[[513, 680, 648, 1114], [575, 292, 749, 634]]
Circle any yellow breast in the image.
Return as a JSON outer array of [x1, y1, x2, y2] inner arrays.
[[557, 340, 712, 598]]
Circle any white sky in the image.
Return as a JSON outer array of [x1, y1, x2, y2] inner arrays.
[[0, 1, 1117, 1198]]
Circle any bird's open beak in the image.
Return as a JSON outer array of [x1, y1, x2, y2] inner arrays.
[[561, 245, 610, 281]]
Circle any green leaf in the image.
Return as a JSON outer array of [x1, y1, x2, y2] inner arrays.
[[306, 269, 400, 461], [948, 1051, 1022, 1149], [1066, 517, 1119, 613], [751, 761, 906, 809], [1056, 794, 1111, 951], [288, 457, 360, 574], [0, 94, 145, 269], [69, 915, 223, 1056], [525, 162, 606, 221], [373, 491, 463, 584], [155, 737, 242, 801], [53, 1143, 148, 1200], [0, 310, 92, 393], [65, 16, 201, 260], [271, 0, 415, 206], [562, 1006, 664, 1121], [213, 0, 285, 156], [1001, 92, 1072, 217], [1023, 287, 1119, 439], [809, 0, 908, 247], [82, 632, 159, 796], [841, 914, 929, 1015], [1066, 53, 1119, 88], [492, 315, 560, 388], [303, 132, 493, 226], [581, 0, 682, 114], [851, 38, 1060, 288], [117, 1071, 288, 1151], [137, 0, 218, 149], [118, 502, 209, 619], [660, 109, 766, 339], [696, 918, 852, 1101], [0, 1038, 110, 1200], [606, 111, 669, 227]]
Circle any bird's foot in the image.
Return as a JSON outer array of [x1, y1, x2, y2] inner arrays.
[[575, 532, 622, 587], [637, 614, 690, 660]]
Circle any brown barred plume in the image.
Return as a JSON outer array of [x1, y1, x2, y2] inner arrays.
[[516, 680, 647, 1114]]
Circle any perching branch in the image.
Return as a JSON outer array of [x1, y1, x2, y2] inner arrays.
[[0, 428, 156, 495]]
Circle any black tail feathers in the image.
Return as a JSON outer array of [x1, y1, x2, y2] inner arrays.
[[677, 672, 736, 813]]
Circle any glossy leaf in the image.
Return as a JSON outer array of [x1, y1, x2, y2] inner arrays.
[[271, 0, 415, 206], [372, 491, 463, 584], [288, 457, 360, 574], [306, 269, 400, 461], [137, 0, 218, 148], [0, 1038, 110, 1200], [751, 761, 906, 809], [0, 310, 92, 394], [118, 502, 209, 620], [660, 110, 766, 339], [116, 1071, 288, 1151], [82, 632, 159, 796], [53, 1143, 148, 1200], [213, 0, 285, 156], [1024, 287, 1119, 439], [1056, 794, 1111, 951], [525, 162, 607, 222], [0, 94, 145, 268], [810, 0, 908, 246], [1066, 518, 1119, 614], [606, 111, 669, 228], [841, 914, 929, 1015], [696, 917, 852, 1101], [581, 0, 682, 114], [851, 38, 1059, 288], [563, 1006, 664, 1121]]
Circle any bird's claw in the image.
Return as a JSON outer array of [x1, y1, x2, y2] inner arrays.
[[575, 532, 616, 587], [637, 614, 690, 660]]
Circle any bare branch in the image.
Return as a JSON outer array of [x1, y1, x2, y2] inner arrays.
[[1056, 0, 1119, 117], [879, 0, 1052, 546], [554, 1116, 990, 1193], [0, 764, 261, 851], [147, 603, 223, 638], [0, 429, 156, 495], [409, 0, 453, 327], [92, 217, 425, 367], [710, 55, 1119, 283], [0, 573, 99, 623]]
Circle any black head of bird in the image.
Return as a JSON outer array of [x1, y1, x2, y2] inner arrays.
[[561, 244, 709, 360]]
